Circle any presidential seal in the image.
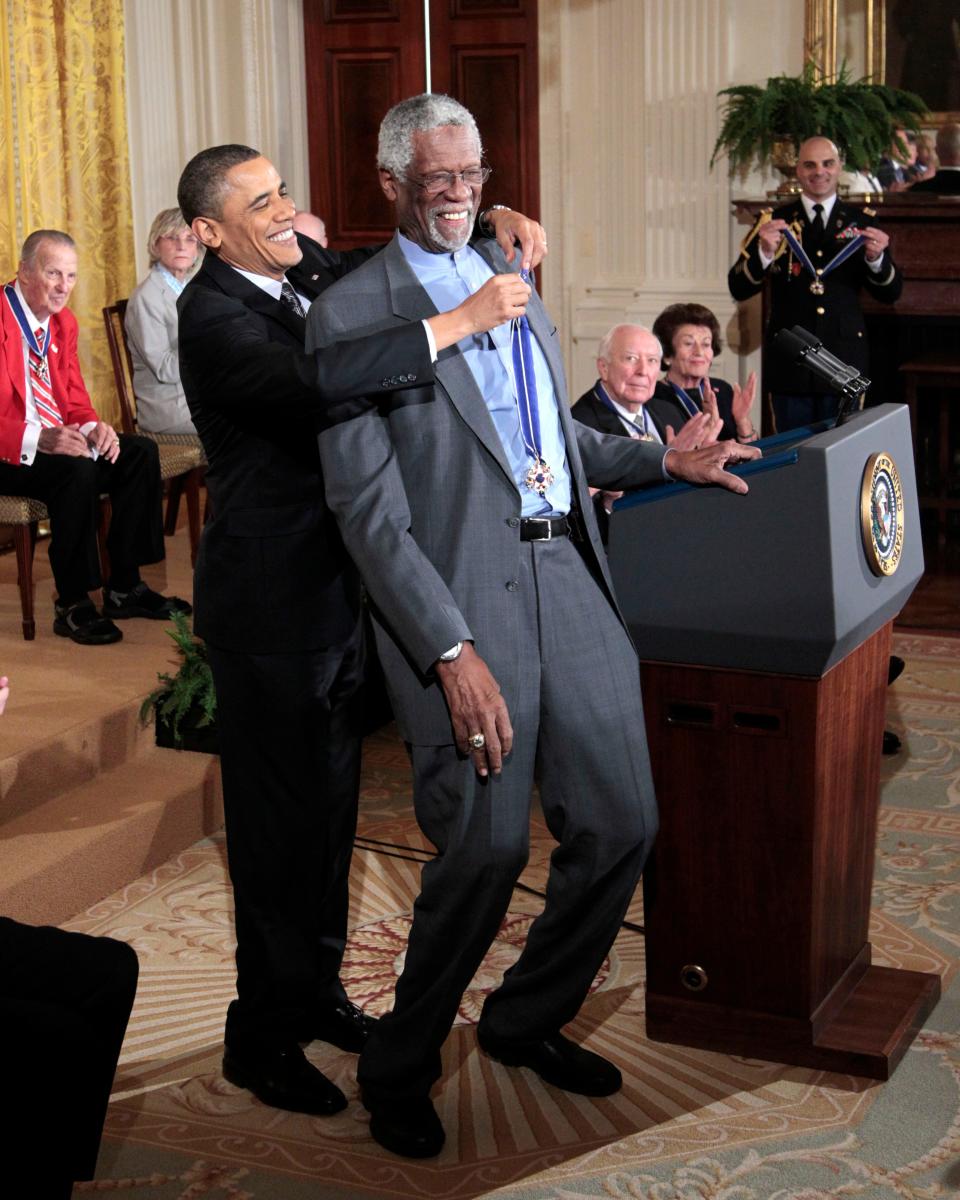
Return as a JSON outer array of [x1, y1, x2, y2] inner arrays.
[[860, 452, 904, 576]]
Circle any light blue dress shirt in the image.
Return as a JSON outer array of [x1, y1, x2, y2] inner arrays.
[[398, 234, 570, 517], [157, 266, 187, 298]]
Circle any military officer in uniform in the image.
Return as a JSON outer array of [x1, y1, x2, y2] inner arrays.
[[728, 136, 902, 433]]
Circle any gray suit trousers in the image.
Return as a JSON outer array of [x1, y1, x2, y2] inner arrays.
[[357, 533, 658, 1100]]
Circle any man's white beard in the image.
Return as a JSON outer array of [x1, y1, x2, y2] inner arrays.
[[426, 202, 475, 252]]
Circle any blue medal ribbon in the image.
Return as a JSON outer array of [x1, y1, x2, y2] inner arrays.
[[512, 269, 554, 493], [668, 379, 703, 418], [781, 225, 867, 289], [3, 285, 48, 356], [593, 381, 653, 436]]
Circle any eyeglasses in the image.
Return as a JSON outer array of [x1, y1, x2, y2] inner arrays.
[[402, 166, 492, 197], [160, 233, 199, 247]]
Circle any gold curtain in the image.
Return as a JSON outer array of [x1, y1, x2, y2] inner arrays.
[[0, 0, 135, 426]]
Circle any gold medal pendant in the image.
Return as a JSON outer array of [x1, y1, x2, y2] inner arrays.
[[35, 357, 49, 383], [810, 271, 825, 296], [524, 458, 555, 496]]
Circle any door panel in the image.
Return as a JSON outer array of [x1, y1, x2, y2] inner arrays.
[[304, 0, 538, 248]]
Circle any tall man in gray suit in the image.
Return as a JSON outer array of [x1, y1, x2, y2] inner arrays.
[[309, 93, 760, 1159]]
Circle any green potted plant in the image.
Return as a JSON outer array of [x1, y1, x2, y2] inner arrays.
[[710, 61, 928, 190], [140, 610, 219, 754]]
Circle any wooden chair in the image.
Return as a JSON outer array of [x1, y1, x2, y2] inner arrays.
[[0, 495, 110, 640], [102, 300, 206, 565]]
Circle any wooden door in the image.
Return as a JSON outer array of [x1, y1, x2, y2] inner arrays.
[[303, 0, 539, 249]]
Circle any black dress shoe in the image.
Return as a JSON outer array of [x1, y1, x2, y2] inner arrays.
[[363, 1093, 445, 1158], [102, 581, 192, 621], [310, 999, 377, 1052], [888, 655, 906, 685], [222, 1044, 347, 1115], [882, 729, 902, 756], [53, 601, 122, 645], [477, 1029, 622, 1096]]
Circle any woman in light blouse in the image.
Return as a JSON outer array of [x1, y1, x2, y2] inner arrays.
[[124, 208, 200, 435]]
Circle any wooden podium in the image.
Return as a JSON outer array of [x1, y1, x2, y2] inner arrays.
[[608, 405, 940, 1079]]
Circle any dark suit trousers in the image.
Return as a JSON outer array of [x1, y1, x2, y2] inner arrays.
[[0, 434, 164, 602], [207, 620, 365, 1052], [358, 534, 659, 1101], [0, 917, 138, 1196]]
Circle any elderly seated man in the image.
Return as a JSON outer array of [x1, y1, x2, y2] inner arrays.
[[571, 323, 723, 533], [0, 229, 190, 644], [572, 323, 722, 446]]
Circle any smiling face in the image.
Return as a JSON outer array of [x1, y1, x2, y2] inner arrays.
[[192, 156, 299, 279], [597, 327, 663, 411], [156, 226, 199, 280], [796, 137, 841, 201], [380, 124, 481, 253], [18, 240, 78, 322], [668, 323, 715, 386]]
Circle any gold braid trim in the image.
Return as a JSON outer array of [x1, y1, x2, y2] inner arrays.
[[738, 207, 774, 260]]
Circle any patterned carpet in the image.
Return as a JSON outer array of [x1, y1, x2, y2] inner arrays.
[[65, 632, 960, 1199]]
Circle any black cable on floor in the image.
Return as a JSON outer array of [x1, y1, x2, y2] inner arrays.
[[353, 834, 645, 936]]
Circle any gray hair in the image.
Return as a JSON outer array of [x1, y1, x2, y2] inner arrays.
[[21, 229, 76, 266], [597, 323, 662, 362], [377, 93, 482, 177]]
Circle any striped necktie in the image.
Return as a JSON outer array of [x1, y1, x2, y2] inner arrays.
[[279, 280, 305, 318], [29, 328, 62, 428]]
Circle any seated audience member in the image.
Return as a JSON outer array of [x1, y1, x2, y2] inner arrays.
[[910, 132, 938, 182], [572, 323, 722, 537], [649, 302, 759, 444], [0, 229, 190, 644], [292, 209, 328, 247], [877, 130, 918, 190], [124, 208, 200, 435], [0, 677, 139, 1198], [572, 324, 721, 447], [838, 162, 884, 193], [910, 123, 960, 193]]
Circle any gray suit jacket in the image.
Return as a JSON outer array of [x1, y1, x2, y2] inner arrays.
[[125, 266, 197, 434], [309, 235, 667, 744]]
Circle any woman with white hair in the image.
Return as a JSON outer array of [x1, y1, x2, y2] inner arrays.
[[124, 207, 200, 434]]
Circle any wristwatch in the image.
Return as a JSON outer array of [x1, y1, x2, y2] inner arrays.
[[478, 204, 510, 238], [438, 641, 464, 662]]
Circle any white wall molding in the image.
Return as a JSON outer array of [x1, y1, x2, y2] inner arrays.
[[540, 0, 803, 411]]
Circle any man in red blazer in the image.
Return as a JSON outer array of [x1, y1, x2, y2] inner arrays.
[[0, 229, 189, 643]]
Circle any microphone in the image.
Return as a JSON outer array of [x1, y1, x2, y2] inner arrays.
[[773, 326, 870, 424]]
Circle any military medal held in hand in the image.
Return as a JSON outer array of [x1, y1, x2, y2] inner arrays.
[[781, 222, 867, 296]]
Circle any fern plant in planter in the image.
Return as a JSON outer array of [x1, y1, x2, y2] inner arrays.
[[710, 61, 928, 189], [140, 610, 219, 754]]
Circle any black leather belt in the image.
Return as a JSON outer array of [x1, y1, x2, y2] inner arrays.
[[519, 515, 571, 541]]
